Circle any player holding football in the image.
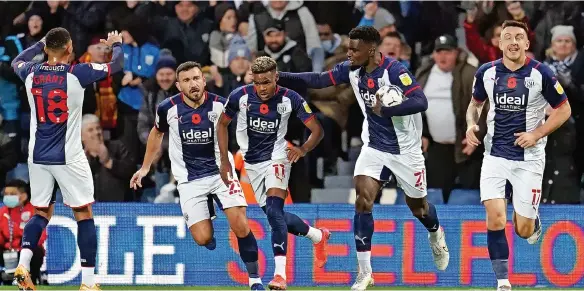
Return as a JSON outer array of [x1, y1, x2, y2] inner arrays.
[[276, 26, 450, 290], [217, 56, 328, 290], [466, 20, 571, 291], [130, 62, 265, 290], [10, 28, 124, 291]]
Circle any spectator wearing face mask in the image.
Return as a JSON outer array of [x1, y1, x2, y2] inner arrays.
[[0, 180, 46, 285]]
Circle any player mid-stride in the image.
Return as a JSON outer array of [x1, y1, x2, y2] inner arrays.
[[10, 28, 124, 291], [466, 20, 571, 291], [130, 62, 265, 290], [276, 26, 450, 291], [217, 56, 328, 290]]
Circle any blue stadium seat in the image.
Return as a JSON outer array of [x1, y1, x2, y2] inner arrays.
[[448, 189, 481, 205], [394, 188, 444, 205]]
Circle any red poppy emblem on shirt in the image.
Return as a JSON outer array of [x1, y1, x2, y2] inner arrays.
[[507, 77, 517, 89], [192, 114, 201, 124], [260, 104, 269, 115], [367, 78, 375, 89]]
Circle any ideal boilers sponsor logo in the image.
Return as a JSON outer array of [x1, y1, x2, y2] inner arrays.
[[359, 88, 376, 107], [248, 117, 279, 134], [180, 127, 213, 145], [494, 93, 526, 111]]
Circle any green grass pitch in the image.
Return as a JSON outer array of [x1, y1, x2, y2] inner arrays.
[[0, 287, 581, 290]]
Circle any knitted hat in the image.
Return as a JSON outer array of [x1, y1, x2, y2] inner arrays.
[[551, 25, 576, 42], [215, 3, 235, 24], [156, 49, 177, 72], [227, 35, 251, 64]]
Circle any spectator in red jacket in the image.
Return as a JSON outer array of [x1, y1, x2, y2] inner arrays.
[[0, 180, 46, 285]]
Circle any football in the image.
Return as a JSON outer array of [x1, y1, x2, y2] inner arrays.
[[376, 85, 404, 107]]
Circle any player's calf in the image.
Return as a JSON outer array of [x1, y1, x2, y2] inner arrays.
[[266, 193, 288, 283], [513, 212, 540, 241]]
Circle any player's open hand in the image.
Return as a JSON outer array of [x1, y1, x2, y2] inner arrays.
[[465, 125, 481, 146], [101, 30, 122, 47], [130, 167, 149, 190], [220, 159, 233, 186], [514, 132, 540, 148], [287, 146, 306, 163]]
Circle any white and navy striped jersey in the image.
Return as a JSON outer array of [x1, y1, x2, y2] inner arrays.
[[155, 92, 226, 184], [473, 58, 568, 161], [12, 42, 123, 165], [223, 84, 314, 164]]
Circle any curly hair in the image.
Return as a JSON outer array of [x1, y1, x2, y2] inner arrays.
[[251, 56, 277, 74], [45, 27, 71, 51], [348, 26, 381, 45]]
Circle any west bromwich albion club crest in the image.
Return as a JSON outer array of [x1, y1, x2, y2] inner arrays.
[[208, 112, 218, 123], [378, 78, 386, 87], [277, 103, 288, 114], [524, 77, 535, 89]]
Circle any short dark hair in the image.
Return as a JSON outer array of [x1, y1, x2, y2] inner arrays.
[[176, 61, 202, 79], [385, 31, 401, 40], [5, 179, 30, 196], [45, 27, 71, 51], [502, 20, 529, 35], [251, 56, 277, 74], [349, 26, 381, 45]]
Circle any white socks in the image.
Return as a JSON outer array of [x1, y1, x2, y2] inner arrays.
[[498, 278, 511, 287], [357, 251, 372, 274], [18, 249, 33, 271], [81, 267, 95, 286], [249, 277, 262, 287], [306, 227, 323, 244], [274, 256, 287, 279]]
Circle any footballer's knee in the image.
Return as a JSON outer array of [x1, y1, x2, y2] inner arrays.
[[189, 221, 214, 246], [513, 213, 535, 239], [484, 199, 507, 230], [355, 190, 375, 212], [225, 207, 250, 237], [354, 176, 379, 213], [405, 196, 427, 219]]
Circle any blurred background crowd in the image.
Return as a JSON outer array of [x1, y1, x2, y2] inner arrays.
[[0, 0, 583, 211]]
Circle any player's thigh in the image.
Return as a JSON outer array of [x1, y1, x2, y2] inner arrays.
[[264, 159, 291, 194], [51, 159, 95, 208], [212, 175, 250, 236], [244, 160, 270, 207], [27, 163, 56, 208], [480, 155, 509, 202], [509, 159, 545, 221], [354, 146, 392, 183], [177, 180, 213, 241], [389, 151, 427, 199]]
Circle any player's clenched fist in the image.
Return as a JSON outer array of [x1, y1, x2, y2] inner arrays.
[[465, 124, 481, 146], [100, 30, 122, 47], [287, 146, 306, 163], [219, 159, 233, 186], [130, 167, 149, 190]]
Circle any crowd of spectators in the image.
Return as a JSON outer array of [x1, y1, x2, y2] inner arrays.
[[1, 0, 583, 207]]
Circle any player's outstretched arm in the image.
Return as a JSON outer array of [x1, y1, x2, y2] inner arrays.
[[130, 127, 164, 189], [465, 98, 485, 146], [278, 61, 350, 89], [379, 62, 428, 118], [217, 113, 233, 185]]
